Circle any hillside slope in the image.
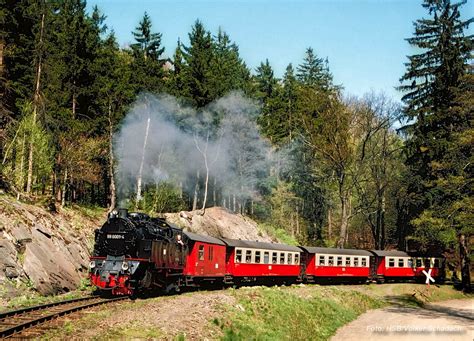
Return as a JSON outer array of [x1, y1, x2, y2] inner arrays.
[[0, 193, 105, 295]]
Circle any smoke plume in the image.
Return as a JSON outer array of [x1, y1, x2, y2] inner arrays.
[[114, 92, 272, 209]]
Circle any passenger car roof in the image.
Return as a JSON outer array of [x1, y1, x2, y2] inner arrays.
[[370, 250, 410, 257], [299, 246, 372, 256], [221, 238, 301, 252], [183, 231, 226, 246]]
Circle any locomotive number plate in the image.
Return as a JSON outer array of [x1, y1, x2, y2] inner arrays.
[[107, 234, 125, 239]]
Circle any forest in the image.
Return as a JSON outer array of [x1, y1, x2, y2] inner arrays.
[[0, 1, 472, 289]]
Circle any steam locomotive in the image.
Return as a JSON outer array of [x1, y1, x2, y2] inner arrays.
[[89, 209, 445, 296]]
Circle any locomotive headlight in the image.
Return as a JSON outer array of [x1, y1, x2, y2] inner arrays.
[[89, 261, 96, 269], [121, 261, 129, 271]]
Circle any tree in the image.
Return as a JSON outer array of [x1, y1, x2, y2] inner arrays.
[[92, 32, 134, 209], [254, 59, 282, 140], [182, 20, 215, 107], [300, 90, 357, 247], [130, 12, 165, 93], [352, 93, 404, 249], [297, 47, 333, 90], [399, 0, 473, 291]]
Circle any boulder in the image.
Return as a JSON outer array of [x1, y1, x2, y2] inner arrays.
[[23, 228, 81, 295], [164, 207, 274, 242]]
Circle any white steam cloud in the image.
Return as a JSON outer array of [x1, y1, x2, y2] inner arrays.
[[114, 92, 272, 209]]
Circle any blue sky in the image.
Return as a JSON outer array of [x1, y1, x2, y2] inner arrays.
[[86, 0, 473, 102]]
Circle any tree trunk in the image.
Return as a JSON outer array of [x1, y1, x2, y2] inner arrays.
[[136, 116, 151, 206], [26, 11, 45, 194], [327, 209, 332, 240], [108, 103, 116, 211], [18, 134, 27, 198], [61, 168, 68, 207], [459, 234, 471, 292], [337, 193, 349, 248], [192, 169, 200, 211]]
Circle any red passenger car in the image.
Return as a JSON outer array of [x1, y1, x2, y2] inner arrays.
[[182, 232, 226, 285], [300, 247, 372, 283], [222, 239, 301, 285], [370, 250, 445, 283], [411, 254, 444, 281]]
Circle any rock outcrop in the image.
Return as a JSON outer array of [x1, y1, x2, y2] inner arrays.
[[0, 194, 104, 295], [164, 207, 274, 242]]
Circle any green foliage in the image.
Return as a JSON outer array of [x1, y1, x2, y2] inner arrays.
[[129, 12, 165, 93], [297, 47, 333, 90], [3, 103, 54, 191], [139, 182, 186, 214], [258, 223, 298, 246], [221, 287, 384, 341]]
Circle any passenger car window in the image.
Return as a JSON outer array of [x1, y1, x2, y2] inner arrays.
[[328, 256, 334, 266], [264, 251, 270, 264], [280, 253, 285, 264], [416, 258, 422, 267], [198, 245, 204, 261], [345, 257, 351, 266], [388, 258, 395, 267], [398, 258, 404, 267], [255, 251, 261, 263], [294, 254, 300, 265], [245, 250, 252, 263], [288, 253, 293, 264], [408, 258, 413, 267], [361, 258, 367, 267], [337, 256, 343, 266], [318, 255, 325, 265], [272, 252, 278, 264], [235, 249, 242, 263], [353, 257, 359, 267]]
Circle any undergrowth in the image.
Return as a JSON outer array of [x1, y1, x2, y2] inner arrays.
[[217, 286, 385, 341], [258, 223, 298, 245]]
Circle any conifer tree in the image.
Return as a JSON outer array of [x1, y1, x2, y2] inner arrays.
[[399, 0, 472, 291], [182, 20, 215, 107], [130, 12, 165, 93], [297, 47, 333, 90]]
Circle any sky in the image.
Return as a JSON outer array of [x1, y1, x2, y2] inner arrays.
[[86, 0, 473, 102]]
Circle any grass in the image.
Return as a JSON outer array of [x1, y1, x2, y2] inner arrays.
[[347, 283, 470, 307], [217, 285, 385, 341], [0, 278, 94, 312]]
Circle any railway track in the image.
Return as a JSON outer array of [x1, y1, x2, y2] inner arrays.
[[0, 295, 128, 338]]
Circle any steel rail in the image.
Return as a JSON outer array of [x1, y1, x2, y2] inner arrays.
[[0, 296, 128, 338]]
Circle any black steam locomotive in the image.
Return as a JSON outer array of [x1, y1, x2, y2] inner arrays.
[[90, 209, 188, 295]]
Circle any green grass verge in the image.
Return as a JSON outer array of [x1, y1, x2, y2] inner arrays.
[[216, 286, 385, 341], [0, 278, 94, 312]]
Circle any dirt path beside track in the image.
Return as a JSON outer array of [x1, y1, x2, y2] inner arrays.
[[331, 298, 473, 341]]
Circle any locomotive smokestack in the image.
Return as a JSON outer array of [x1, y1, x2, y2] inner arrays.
[[118, 208, 128, 218]]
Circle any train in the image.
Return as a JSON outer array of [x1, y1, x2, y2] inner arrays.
[[89, 209, 445, 296]]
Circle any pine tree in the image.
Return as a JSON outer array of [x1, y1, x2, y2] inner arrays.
[[169, 39, 186, 96], [182, 20, 215, 107], [399, 0, 473, 291], [131, 12, 165, 61], [130, 12, 165, 93], [297, 47, 333, 90], [211, 28, 251, 98]]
